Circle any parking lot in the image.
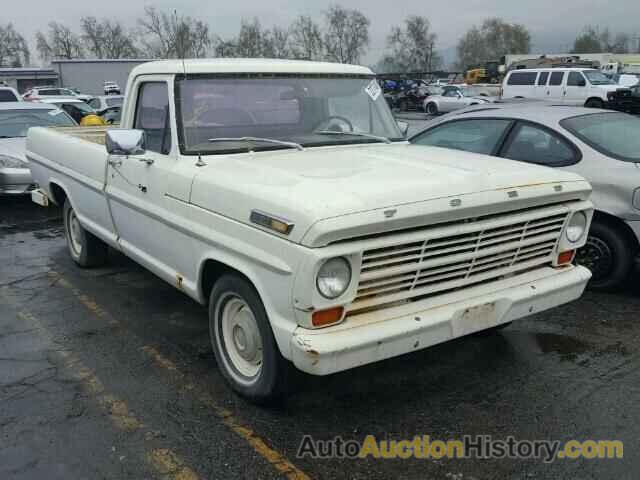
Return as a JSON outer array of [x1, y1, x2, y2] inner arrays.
[[2, 146, 640, 480]]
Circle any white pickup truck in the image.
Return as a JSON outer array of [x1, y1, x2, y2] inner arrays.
[[28, 59, 594, 402]]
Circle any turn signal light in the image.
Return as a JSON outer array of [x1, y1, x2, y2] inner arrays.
[[557, 250, 575, 265], [312, 306, 344, 327]]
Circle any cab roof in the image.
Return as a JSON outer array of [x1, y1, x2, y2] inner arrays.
[[130, 58, 374, 77]]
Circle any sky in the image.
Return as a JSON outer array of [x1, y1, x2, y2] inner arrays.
[[7, 0, 640, 66]]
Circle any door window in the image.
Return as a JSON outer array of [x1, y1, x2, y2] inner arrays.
[[549, 72, 565, 86], [134, 82, 171, 154], [567, 72, 586, 87], [412, 119, 512, 155], [502, 123, 578, 166]]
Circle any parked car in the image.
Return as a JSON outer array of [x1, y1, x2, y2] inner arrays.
[[410, 104, 640, 290], [0, 86, 21, 102], [39, 98, 106, 125], [87, 95, 124, 114], [28, 59, 592, 402], [423, 85, 493, 115], [0, 102, 76, 195], [69, 88, 94, 103], [22, 86, 82, 102], [394, 85, 443, 112], [103, 81, 121, 95], [631, 84, 640, 113], [502, 68, 634, 110], [611, 73, 640, 88]]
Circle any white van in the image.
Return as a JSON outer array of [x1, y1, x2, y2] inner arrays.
[[502, 68, 633, 110]]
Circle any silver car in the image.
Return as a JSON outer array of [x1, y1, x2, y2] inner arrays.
[[0, 102, 76, 194], [423, 85, 494, 115], [410, 104, 640, 291]]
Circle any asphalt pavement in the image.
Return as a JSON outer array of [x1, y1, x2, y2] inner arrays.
[[2, 189, 640, 479]]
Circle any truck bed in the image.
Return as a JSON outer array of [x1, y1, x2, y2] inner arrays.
[[51, 126, 111, 146]]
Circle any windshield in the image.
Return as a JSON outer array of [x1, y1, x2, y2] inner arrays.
[[176, 75, 403, 154], [0, 109, 76, 137], [583, 70, 614, 85], [560, 112, 640, 161]]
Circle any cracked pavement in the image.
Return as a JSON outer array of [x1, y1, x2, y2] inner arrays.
[[2, 190, 640, 479]]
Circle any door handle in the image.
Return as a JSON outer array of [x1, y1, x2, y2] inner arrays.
[[138, 158, 154, 166], [108, 158, 122, 167]]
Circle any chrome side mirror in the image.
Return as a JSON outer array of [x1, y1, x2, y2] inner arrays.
[[396, 120, 409, 137], [106, 129, 146, 156]]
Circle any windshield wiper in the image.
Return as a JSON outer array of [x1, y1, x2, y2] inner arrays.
[[315, 130, 392, 144], [208, 136, 304, 151]]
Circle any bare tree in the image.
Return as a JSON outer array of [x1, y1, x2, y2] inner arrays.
[[36, 22, 84, 62], [263, 27, 291, 59], [323, 5, 370, 64], [138, 7, 211, 59], [81, 17, 139, 58], [0, 23, 30, 67], [457, 18, 530, 70], [573, 26, 633, 54], [234, 18, 266, 57], [290, 16, 323, 60], [382, 16, 442, 72]]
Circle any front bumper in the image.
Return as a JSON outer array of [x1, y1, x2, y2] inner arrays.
[[290, 265, 591, 375], [0, 167, 35, 195]]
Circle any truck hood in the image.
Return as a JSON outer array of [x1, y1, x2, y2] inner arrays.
[[189, 143, 587, 246], [0, 137, 27, 163]]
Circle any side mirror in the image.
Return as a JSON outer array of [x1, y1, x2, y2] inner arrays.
[[396, 120, 409, 137], [106, 129, 146, 156]]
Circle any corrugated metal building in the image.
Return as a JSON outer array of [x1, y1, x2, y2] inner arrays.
[[0, 68, 59, 93], [51, 59, 152, 96]]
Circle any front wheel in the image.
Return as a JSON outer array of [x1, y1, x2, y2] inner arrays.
[[209, 274, 292, 403], [425, 102, 438, 115], [63, 199, 108, 268], [575, 221, 634, 291]]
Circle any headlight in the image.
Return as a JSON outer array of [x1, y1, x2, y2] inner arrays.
[[316, 257, 352, 299], [0, 154, 26, 168], [566, 211, 588, 243]]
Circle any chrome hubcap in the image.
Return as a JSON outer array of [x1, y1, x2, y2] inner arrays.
[[68, 208, 82, 256], [219, 296, 262, 380], [575, 235, 613, 281]]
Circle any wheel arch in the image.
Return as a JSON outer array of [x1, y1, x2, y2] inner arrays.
[[584, 97, 605, 107], [592, 209, 639, 252], [49, 180, 69, 206]]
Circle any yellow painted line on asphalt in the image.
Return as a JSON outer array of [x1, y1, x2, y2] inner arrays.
[[142, 346, 311, 480], [2, 287, 199, 480], [47, 271, 311, 480]]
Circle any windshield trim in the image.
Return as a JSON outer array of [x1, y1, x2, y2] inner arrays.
[[560, 112, 640, 162], [174, 73, 402, 156]]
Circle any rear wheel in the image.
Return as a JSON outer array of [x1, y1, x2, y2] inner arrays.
[[63, 199, 108, 268], [575, 220, 634, 291], [398, 99, 408, 112], [208, 274, 292, 404]]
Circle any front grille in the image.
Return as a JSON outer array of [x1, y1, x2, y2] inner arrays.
[[350, 205, 569, 315]]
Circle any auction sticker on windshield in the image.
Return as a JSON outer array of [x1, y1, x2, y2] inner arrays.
[[365, 80, 382, 101]]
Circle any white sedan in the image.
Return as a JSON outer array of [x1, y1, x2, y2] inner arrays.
[[0, 102, 76, 194], [423, 85, 494, 115], [411, 104, 640, 291]]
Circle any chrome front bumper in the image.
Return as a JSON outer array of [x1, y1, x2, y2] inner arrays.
[[0, 167, 35, 195], [290, 265, 591, 375]]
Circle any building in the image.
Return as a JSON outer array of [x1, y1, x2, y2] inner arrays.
[[504, 53, 640, 70], [0, 67, 59, 94], [51, 59, 152, 96]]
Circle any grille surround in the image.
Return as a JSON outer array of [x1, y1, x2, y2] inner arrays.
[[349, 205, 569, 315]]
